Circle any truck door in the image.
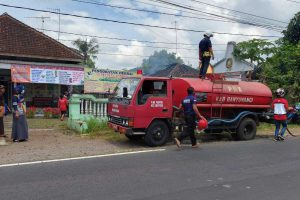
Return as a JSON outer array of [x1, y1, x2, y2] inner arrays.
[[134, 79, 172, 128]]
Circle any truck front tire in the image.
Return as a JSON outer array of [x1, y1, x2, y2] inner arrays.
[[145, 121, 169, 147], [237, 118, 256, 140]]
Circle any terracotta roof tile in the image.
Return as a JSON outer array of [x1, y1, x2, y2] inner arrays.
[[0, 13, 83, 62]]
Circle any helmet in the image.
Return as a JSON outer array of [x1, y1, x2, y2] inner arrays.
[[197, 118, 208, 130], [204, 30, 213, 37], [276, 88, 285, 97]]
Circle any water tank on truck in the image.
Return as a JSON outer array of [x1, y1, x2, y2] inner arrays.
[[172, 78, 273, 140]]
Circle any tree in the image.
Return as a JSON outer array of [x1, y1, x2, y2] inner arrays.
[[73, 38, 99, 68], [141, 50, 184, 75], [263, 43, 300, 103], [233, 39, 275, 80], [283, 11, 300, 45]]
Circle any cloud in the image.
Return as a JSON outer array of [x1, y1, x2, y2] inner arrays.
[[98, 41, 145, 69], [1, 0, 298, 70]]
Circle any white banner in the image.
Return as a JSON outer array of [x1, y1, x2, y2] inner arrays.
[[11, 64, 84, 85]]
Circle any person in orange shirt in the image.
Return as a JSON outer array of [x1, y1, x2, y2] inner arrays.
[[58, 95, 68, 121], [271, 88, 289, 141]]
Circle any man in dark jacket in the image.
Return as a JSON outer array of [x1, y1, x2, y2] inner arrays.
[[174, 87, 202, 148], [199, 31, 214, 79]]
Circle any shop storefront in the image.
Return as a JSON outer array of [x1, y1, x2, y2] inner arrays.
[[0, 61, 84, 108], [0, 13, 84, 108]]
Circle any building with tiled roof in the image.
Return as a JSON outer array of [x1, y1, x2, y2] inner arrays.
[[0, 13, 84, 108]]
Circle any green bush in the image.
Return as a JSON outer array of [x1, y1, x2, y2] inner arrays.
[[86, 118, 108, 133]]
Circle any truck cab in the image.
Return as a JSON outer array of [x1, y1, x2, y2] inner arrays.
[[108, 77, 173, 146]]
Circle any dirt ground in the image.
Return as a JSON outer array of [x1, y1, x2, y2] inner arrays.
[[0, 117, 147, 165], [0, 117, 299, 165]]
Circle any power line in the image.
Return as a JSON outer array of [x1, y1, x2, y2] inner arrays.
[[188, 0, 288, 24], [135, 0, 232, 19], [59, 38, 226, 51], [72, 0, 235, 23], [149, 0, 284, 31], [42, 28, 208, 46], [0, 3, 281, 37], [73, 0, 284, 32], [147, 0, 284, 31]]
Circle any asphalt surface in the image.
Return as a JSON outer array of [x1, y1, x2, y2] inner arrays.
[[1, 137, 300, 200]]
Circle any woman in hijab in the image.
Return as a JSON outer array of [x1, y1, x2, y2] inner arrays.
[[11, 85, 28, 142]]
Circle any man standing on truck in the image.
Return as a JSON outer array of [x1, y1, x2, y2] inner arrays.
[[199, 30, 214, 79], [271, 88, 289, 141], [174, 87, 202, 148]]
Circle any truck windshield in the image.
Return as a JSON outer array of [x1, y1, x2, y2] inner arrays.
[[113, 78, 140, 99]]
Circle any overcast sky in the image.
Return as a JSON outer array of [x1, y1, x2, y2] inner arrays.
[[0, 0, 299, 70]]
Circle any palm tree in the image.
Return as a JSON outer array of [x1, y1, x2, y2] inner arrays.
[[73, 38, 99, 68]]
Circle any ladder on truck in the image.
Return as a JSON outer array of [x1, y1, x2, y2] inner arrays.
[[210, 78, 224, 119], [209, 72, 242, 119]]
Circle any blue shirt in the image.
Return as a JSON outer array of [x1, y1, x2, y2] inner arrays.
[[182, 95, 196, 116]]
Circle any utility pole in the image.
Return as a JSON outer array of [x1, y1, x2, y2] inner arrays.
[[48, 8, 61, 41], [26, 16, 50, 33], [174, 21, 178, 56]]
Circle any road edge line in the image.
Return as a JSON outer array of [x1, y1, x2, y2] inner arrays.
[[0, 148, 166, 168]]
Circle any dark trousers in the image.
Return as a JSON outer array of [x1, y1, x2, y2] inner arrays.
[[178, 115, 197, 145], [199, 57, 211, 78], [0, 117, 4, 136]]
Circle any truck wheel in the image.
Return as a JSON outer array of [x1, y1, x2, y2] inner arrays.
[[145, 121, 169, 147], [237, 118, 256, 140]]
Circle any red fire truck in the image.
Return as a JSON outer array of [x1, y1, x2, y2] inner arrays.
[[107, 76, 272, 147]]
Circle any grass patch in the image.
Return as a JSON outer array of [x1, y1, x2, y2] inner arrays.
[[27, 118, 67, 130], [84, 118, 125, 142], [258, 122, 300, 132]]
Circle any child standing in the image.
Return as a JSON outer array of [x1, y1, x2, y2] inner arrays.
[[271, 88, 289, 141], [58, 95, 68, 121]]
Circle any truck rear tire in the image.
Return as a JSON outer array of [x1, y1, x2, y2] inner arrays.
[[145, 121, 169, 147], [237, 118, 256, 140]]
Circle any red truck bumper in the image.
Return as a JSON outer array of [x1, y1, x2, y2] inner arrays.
[[108, 122, 132, 135]]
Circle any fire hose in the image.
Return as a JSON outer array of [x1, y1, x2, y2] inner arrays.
[[286, 111, 297, 137]]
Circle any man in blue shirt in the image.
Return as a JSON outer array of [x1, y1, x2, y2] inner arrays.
[[199, 31, 214, 79], [174, 87, 202, 148]]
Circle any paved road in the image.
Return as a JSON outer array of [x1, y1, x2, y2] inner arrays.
[[1, 137, 300, 200]]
